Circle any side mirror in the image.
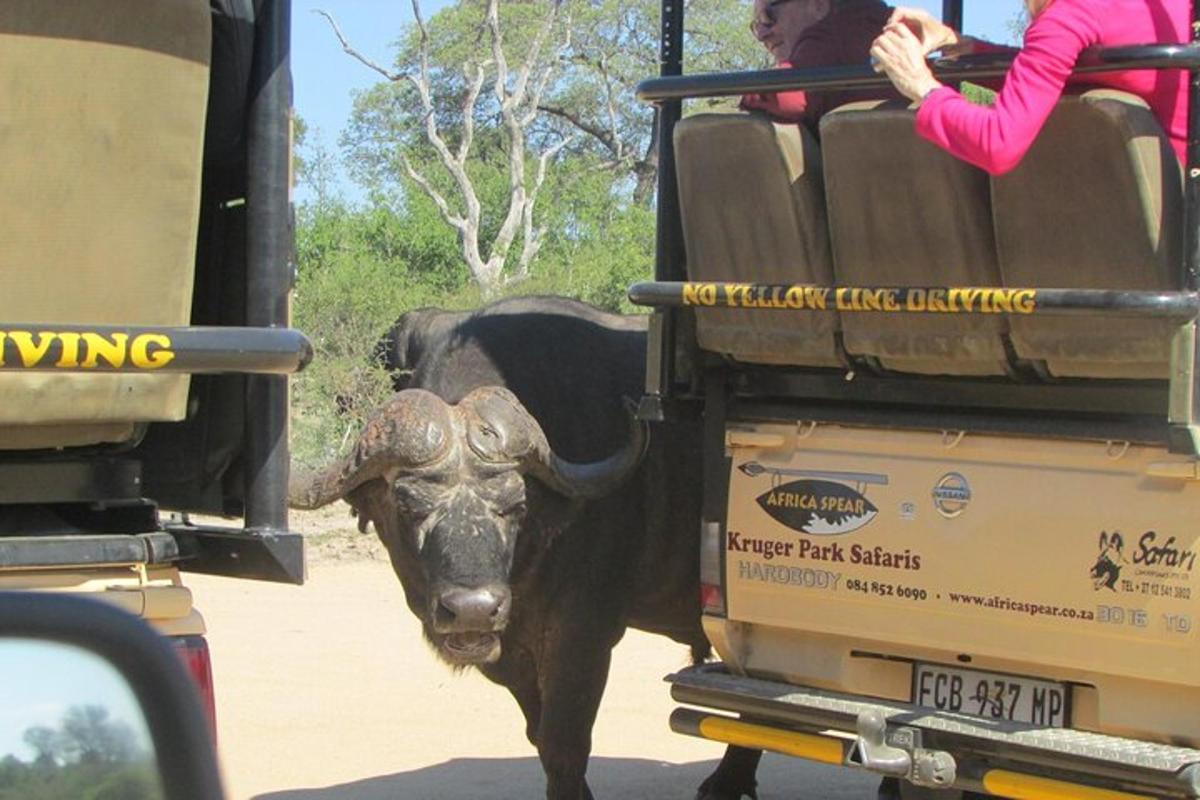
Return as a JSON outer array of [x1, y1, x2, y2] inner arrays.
[[0, 592, 225, 800]]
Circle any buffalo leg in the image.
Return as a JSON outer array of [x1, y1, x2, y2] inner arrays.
[[695, 745, 762, 800], [535, 630, 618, 799]]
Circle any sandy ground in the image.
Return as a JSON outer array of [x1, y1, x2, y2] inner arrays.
[[188, 505, 882, 800]]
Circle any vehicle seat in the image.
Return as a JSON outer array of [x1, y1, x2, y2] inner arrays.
[[820, 100, 1012, 376], [991, 89, 1183, 380], [0, 0, 211, 449], [674, 112, 843, 367]]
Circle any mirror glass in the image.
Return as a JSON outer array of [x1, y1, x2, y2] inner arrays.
[[0, 639, 164, 799]]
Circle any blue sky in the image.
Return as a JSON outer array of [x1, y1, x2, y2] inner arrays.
[[292, 1, 1021, 199], [0, 640, 152, 762]]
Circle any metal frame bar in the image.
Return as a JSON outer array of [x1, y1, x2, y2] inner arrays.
[[636, 45, 1200, 104], [245, 0, 293, 535], [641, 0, 687, 421], [942, 0, 963, 33], [1181, 2, 1200, 451], [0, 324, 310, 374], [629, 282, 1200, 319]]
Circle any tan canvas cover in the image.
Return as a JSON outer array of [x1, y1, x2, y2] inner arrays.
[[0, 0, 212, 449], [992, 90, 1183, 379], [674, 113, 843, 367], [820, 101, 1011, 376]]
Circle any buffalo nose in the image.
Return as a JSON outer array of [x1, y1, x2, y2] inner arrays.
[[435, 587, 510, 631]]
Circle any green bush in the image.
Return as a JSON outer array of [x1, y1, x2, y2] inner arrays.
[[291, 201, 472, 469]]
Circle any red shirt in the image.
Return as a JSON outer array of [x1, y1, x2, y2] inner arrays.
[[741, 0, 897, 129], [917, 0, 1190, 175]]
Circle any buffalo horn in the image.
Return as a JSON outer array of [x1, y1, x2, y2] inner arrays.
[[289, 389, 454, 509], [462, 387, 647, 500]]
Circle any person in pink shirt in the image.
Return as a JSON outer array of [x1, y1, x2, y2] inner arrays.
[[869, 0, 1190, 175]]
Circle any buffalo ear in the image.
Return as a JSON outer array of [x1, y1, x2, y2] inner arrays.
[[344, 479, 390, 535]]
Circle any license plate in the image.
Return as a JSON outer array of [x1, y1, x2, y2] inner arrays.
[[912, 663, 1068, 727]]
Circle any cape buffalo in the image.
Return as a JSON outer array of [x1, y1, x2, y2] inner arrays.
[[291, 296, 761, 800]]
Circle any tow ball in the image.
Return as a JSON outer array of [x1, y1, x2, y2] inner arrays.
[[849, 710, 958, 793]]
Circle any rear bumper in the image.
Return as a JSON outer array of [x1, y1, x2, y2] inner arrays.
[[669, 663, 1200, 799]]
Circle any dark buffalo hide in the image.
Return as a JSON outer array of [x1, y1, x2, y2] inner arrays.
[[292, 296, 760, 800]]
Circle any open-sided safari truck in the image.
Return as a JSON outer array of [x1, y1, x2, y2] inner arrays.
[[0, 0, 308, 727], [631, 1, 1200, 797]]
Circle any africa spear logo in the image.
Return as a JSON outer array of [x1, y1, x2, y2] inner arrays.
[[741, 463, 888, 536]]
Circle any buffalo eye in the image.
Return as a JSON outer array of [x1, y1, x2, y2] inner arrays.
[[498, 499, 527, 519], [390, 479, 442, 518]]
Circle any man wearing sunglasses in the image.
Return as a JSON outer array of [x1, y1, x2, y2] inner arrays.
[[743, 0, 897, 129]]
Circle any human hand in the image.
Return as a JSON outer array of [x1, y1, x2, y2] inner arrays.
[[940, 35, 982, 59], [887, 6, 959, 56], [870, 23, 943, 102], [740, 93, 771, 112]]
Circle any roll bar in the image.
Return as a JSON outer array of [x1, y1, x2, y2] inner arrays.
[[0, 325, 311, 375], [635, 46, 1200, 104], [637, 0, 1200, 458]]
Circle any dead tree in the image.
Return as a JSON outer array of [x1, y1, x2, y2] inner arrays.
[[320, 0, 572, 294]]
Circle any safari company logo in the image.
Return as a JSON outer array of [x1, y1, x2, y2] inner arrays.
[[741, 462, 888, 536], [1088, 529, 1194, 600], [1090, 531, 1126, 591]]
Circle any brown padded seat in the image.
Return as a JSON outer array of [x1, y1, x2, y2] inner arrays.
[[820, 101, 1011, 376], [674, 112, 842, 367], [0, 0, 211, 449], [992, 90, 1183, 379]]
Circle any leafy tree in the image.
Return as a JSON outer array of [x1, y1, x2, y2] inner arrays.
[[86, 765, 160, 800], [331, 0, 757, 291], [325, 0, 574, 293], [22, 727, 61, 768], [1005, 9, 1030, 43], [58, 706, 136, 766], [0, 707, 158, 800], [539, 0, 761, 203]]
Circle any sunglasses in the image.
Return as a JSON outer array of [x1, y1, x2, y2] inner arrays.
[[749, 0, 804, 36]]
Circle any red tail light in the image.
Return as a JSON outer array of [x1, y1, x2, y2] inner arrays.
[[173, 635, 217, 743], [700, 582, 725, 615], [699, 521, 726, 615]]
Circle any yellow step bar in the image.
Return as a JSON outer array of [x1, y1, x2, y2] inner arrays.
[[672, 710, 1159, 800]]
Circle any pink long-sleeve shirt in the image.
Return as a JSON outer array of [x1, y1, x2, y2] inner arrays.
[[917, 0, 1190, 175]]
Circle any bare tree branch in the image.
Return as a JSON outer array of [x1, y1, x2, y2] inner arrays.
[[325, 0, 573, 294], [522, 17, 571, 128], [399, 154, 466, 234], [597, 53, 625, 163], [514, 135, 574, 280], [538, 104, 621, 160], [486, 0, 565, 275], [315, 10, 406, 83], [458, 62, 489, 164]]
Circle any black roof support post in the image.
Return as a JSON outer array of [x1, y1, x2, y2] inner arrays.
[[1173, 0, 1200, 456], [941, 0, 963, 33], [1186, 0, 1200, 290], [642, 0, 686, 422], [245, 0, 293, 534]]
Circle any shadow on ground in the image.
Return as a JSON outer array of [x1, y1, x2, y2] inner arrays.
[[255, 754, 883, 800]]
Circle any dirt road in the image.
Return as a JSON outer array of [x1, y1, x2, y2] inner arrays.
[[189, 512, 881, 800]]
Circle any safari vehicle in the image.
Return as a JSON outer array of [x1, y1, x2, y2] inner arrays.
[[630, 1, 1200, 797], [0, 0, 307, 733]]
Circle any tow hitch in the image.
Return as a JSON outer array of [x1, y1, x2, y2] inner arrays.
[[848, 710, 957, 790]]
